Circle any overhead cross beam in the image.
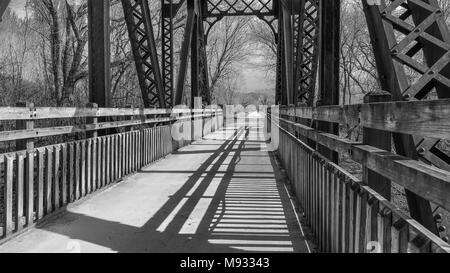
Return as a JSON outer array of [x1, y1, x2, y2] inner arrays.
[[204, 0, 276, 17], [122, 0, 166, 108]]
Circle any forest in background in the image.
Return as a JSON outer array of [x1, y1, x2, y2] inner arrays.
[[0, 0, 450, 108]]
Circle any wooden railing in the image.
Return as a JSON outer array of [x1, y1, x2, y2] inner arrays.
[[0, 106, 224, 242], [270, 98, 450, 253]]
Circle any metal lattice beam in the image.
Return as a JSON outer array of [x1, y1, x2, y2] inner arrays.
[[161, 0, 185, 107], [122, 0, 166, 108], [204, 0, 276, 17], [294, 0, 320, 106]]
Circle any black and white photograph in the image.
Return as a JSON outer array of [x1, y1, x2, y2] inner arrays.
[[0, 0, 449, 263]]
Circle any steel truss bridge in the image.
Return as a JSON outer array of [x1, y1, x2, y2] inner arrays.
[[0, 0, 449, 253]]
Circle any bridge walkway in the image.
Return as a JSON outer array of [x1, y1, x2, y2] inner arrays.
[[0, 122, 313, 253]]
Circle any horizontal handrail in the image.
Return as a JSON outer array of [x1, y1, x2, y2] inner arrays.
[[0, 107, 223, 143], [279, 99, 450, 140], [277, 124, 450, 253], [271, 116, 450, 212], [0, 106, 223, 121]]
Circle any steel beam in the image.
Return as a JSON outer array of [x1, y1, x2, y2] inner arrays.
[[294, 0, 320, 106], [203, 0, 276, 17], [281, 1, 295, 106], [316, 0, 340, 164], [276, 3, 286, 106], [361, 0, 450, 234], [122, 0, 166, 108], [161, 0, 186, 107], [175, 2, 196, 106], [88, 0, 111, 107], [0, 0, 10, 22]]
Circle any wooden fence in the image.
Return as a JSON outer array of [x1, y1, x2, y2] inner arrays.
[[0, 106, 223, 242], [270, 98, 450, 253]]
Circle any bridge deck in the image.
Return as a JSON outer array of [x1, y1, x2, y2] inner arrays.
[[0, 123, 312, 253]]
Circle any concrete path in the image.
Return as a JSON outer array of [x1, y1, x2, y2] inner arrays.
[[0, 121, 313, 253]]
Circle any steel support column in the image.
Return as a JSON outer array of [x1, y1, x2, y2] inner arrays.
[[316, 0, 340, 164], [161, 0, 175, 107], [175, 1, 196, 106], [122, 0, 166, 108], [88, 0, 111, 107], [294, 0, 320, 106], [281, 1, 295, 105]]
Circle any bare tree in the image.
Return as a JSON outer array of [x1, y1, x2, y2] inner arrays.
[[28, 0, 89, 106], [207, 16, 251, 99]]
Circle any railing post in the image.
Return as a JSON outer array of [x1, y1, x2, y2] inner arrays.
[[363, 90, 392, 200], [126, 105, 135, 131], [16, 102, 35, 151], [86, 103, 99, 138]]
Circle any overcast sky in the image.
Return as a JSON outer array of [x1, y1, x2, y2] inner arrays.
[[7, 0, 274, 93]]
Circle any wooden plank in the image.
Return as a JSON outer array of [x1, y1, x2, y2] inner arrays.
[[4, 155, 14, 236], [86, 140, 92, 194], [358, 191, 367, 253], [106, 136, 110, 184], [75, 142, 81, 200], [378, 206, 392, 253], [37, 149, 45, 220], [61, 144, 68, 205], [25, 150, 34, 226], [131, 132, 136, 172], [0, 118, 174, 143], [118, 134, 122, 179], [354, 189, 362, 253], [45, 148, 53, 214], [290, 99, 450, 139], [334, 173, 341, 252], [361, 98, 450, 140], [80, 141, 86, 196], [324, 167, 330, 252], [348, 183, 355, 253], [341, 178, 347, 253], [85, 139, 94, 194], [16, 153, 24, 231], [0, 107, 172, 121], [92, 139, 97, 191], [69, 143, 75, 202], [97, 138, 102, 189], [114, 135, 119, 181], [53, 146, 60, 209], [352, 145, 450, 211], [102, 137, 106, 186]]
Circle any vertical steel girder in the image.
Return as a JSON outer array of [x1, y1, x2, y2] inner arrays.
[[175, 2, 196, 106], [198, 3, 211, 105], [276, 4, 286, 106], [294, 0, 320, 106], [175, 0, 211, 107], [363, 0, 450, 234], [161, 0, 175, 107], [161, 0, 185, 107], [122, 0, 166, 108], [88, 0, 111, 107]]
